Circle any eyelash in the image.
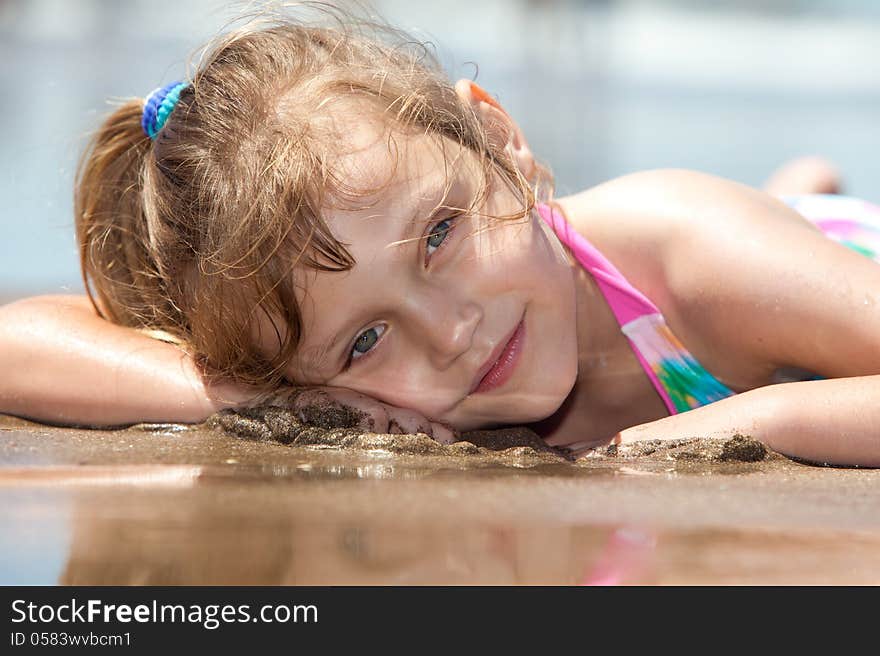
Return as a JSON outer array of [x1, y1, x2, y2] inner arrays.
[[344, 213, 463, 368], [423, 213, 461, 265]]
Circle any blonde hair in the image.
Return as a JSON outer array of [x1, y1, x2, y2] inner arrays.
[[75, 1, 555, 389]]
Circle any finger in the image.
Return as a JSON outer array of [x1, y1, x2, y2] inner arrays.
[[430, 422, 458, 445], [317, 389, 390, 433], [281, 387, 385, 432], [385, 408, 433, 436], [285, 387, 329, 409]]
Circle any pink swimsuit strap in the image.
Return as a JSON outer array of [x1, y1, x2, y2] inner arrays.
[[535, 203, 658, 326]]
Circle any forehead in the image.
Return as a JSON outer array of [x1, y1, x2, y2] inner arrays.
[[322, 108, 472, 207]]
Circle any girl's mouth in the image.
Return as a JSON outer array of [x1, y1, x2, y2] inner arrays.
[[471, 317, 526, 394]]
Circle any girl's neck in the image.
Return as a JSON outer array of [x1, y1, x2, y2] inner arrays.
[[553, 196, 645, 388]]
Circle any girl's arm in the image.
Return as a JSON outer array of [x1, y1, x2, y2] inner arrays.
[[0, 295, 457, 441], [0, 295, 253, 426], [599, 377, 880, 467]]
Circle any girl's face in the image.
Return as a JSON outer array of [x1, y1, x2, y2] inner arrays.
[[283, 114, 579, 431]]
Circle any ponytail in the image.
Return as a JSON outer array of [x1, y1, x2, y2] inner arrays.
[[74, 99, 184, 340]]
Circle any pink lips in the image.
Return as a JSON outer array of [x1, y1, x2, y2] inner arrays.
[[471, 319, 526, 395]]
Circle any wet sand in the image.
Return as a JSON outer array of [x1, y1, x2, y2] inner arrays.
[[2, 411, 880, 585]]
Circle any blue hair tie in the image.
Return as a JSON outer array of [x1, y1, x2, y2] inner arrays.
[[141, 81, 188, 140]]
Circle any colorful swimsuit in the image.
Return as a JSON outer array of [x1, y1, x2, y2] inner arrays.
[[535, 194, 880, 415]]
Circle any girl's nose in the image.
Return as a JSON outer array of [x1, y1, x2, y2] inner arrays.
[[404, 288, 482, 369]]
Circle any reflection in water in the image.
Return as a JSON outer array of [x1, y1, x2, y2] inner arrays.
[[580, 527, 658, 586], [54, 490, 645, 585], [0, 465, 204, 487], [2, 464, 656, 585], [2, 461, 880, 585]]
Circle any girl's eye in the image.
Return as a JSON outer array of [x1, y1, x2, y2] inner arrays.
[[424, 215, 459, 262], [349, 324, 386, 363], [346, 213, 461, 368]]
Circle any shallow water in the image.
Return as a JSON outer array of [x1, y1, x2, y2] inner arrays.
[[2, 414, 880, 585]]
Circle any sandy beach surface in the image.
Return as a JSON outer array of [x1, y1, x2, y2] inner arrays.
[[2, 410, 879, 585]]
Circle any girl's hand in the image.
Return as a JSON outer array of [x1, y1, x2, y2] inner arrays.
[[255, 386, 460, 445], [611, 407, 747, 448], [565, 390, 770, 459]]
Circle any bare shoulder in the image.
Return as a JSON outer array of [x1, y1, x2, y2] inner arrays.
[[553, 169, 714, 310], [554, 169, 802, 319], [556, 169, 880, 388], [558, 168, 813, 235]]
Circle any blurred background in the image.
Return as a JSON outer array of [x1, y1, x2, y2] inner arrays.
[[2, 0, 880, 300]]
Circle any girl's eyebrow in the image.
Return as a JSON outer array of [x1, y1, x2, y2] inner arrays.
[[305, 178, 458, 375]]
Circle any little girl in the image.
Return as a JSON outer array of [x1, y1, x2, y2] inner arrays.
[[2, 9, 879, 467]]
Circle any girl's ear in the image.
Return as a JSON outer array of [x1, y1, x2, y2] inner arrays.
[[454, 79, 536, 181]]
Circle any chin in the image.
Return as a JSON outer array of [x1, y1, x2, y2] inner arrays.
[[516, 377, 578, 425], [453, 366, 578, 432]]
